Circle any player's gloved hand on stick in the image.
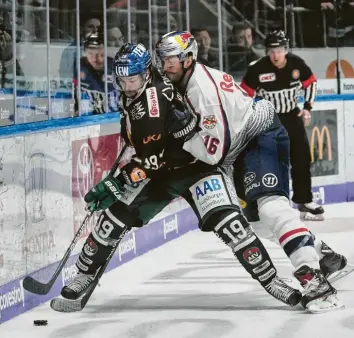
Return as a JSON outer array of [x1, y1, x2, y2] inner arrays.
[[84, 175, 126, 211]]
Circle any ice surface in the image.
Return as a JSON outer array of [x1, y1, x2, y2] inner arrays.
[[1, 202, 354, 338]]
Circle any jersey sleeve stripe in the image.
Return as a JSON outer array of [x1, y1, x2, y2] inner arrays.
[[200, 65, 231, 163], [302, 74, 316, 89], [304, 81, 317, 105], [240, 80, 256, 97]]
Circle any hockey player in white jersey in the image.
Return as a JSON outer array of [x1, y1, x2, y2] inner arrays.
[[155, 31, 349, 313]]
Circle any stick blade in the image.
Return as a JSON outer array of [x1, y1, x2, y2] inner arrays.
[[23, 276, 52, 295], [50, 281, 96, 313], [50, 296, 84, 313], [50, 291, 91, 313]]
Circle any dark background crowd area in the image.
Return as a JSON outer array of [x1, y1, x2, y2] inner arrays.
[[0, 0, 351, 122]]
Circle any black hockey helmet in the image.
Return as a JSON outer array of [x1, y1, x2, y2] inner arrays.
[[265, 30, 289, 49], [84, 30, 104, 49]]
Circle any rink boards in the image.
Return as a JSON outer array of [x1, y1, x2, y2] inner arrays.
[[0, 96, 354, 323]]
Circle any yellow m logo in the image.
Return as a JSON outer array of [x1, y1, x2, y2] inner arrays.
[[310, 126, 332, 162]]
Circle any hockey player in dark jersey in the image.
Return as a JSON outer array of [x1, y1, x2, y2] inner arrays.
[[155, 31, 346, 313], [58, 43, 303, 310], [240, 30, 322, 221], [73, 30, 118, 115]]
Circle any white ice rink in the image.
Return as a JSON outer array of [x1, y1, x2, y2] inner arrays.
[[1, 202, 354, 338]]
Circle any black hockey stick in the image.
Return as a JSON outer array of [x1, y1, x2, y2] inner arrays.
[[50, 226, 130, 312], [23, 144, 128, 295]]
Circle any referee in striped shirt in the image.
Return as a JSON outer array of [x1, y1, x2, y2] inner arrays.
[[240, 30, 323, 220]]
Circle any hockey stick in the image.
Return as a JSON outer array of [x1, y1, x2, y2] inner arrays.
[[50, 226, 130, 312], [23, 144, 128, 295], [23, 207, 95, 295]]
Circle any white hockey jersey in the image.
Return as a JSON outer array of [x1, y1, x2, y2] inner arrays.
[[183, 63, 276, 166]]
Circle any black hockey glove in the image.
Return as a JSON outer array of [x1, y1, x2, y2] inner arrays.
[[166, 106, 199, 143]]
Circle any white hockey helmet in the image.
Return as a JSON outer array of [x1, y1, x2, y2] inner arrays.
[[155, 31, 198, 67]]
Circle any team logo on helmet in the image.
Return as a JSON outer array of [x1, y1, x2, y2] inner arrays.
[[202, 115, 217, 129], [175, 32, 193, 49]]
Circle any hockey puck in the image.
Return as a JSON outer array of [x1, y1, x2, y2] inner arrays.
[[33, 320, 48, 326]]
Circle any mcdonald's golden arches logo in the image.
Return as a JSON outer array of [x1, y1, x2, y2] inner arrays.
[[326, 59, 354, 79], [310, 126, 332, 163]]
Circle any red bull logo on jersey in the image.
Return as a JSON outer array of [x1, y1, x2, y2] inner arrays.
[[175, 32, 193, 49], [202, 115, 217, 129]]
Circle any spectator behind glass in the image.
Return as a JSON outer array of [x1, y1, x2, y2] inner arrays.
[[59, 16, 101, 80], [190, 28, 219, 68], [107, 26, 125, 48], [73, 30, 118, 116], [226, 22, 263, 77], [152, 14, 178, 46], [321, 0, 354, 46], [0, 24, 24, 84], [106, 25, 125, 59], [0, 21, 24, 126]]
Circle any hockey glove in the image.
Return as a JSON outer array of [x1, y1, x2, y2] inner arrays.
[[84, 176, 125, 211], [166, 106, 199, 143]]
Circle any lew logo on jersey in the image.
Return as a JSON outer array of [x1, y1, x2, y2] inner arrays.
[[146, 87, 160, 117], [259, 73, 276, 82]]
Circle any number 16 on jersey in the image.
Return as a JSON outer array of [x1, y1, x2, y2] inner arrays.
[[204, 135, 220, 155]]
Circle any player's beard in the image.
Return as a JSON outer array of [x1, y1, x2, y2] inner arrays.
[[125, 90, 138, 98], [164, 70, 184, 84]]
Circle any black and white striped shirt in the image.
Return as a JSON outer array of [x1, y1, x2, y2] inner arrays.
[[240, 53, 317, 114]]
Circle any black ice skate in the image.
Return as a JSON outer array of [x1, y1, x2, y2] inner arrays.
[[264, 276, 302, 306], [294, 265, 343, 313], [298, 202, 324, 221], [319, 241, 354, 283], [61, 272, 94, 300]]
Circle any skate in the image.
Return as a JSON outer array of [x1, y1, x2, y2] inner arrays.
[[264, 276, 302, 306], [319, 241, 354, 284], [298, 202, 324, 221], [294, 265, 344, 313], [61, 272, 94, 300]]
